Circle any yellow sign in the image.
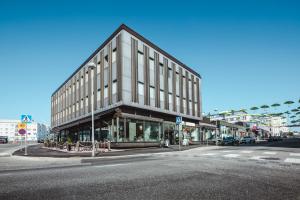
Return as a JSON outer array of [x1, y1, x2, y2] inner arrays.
[[18, 123, 26, 130]]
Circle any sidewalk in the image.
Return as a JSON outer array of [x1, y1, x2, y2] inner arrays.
[[0, 144, 36, 157], [12, 143, 217, 158]]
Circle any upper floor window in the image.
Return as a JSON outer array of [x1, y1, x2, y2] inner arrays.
[[112, 49, 117, 63]]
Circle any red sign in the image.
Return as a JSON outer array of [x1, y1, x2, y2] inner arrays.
[[18, 129, 26, 135]]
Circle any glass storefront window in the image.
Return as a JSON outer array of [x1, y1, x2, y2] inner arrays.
[[119, 118, 161, 143], [144, 122, 160, 142]]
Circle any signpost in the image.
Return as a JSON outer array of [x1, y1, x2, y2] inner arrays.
[[176, 116, 182, 151], [21, 115, 32, 156]]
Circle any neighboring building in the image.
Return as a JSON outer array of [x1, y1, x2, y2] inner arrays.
[[36, 123, 50, 142], [0, 120, 18, 142], [51, 24, 203, 147], [210, 110, 289, 137], [0, 119, 49, 142]]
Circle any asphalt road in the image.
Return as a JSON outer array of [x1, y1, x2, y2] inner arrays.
[[1, 140, 300, 200]]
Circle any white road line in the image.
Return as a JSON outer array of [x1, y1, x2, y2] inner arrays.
[[93, 163, 130, 168], [223, 154, 240, 158], [221, 150, 233, 153], [289, 153, 300, 157], [250, 156, 265, 160], [241, 150, 253, 154], [263, 152, 277, 155], [0, 173, 11, 176], [202, 153, 217, 156], [284, 158, 300, 164]]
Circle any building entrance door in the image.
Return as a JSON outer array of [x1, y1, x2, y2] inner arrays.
[[164, 123, 176, 145]]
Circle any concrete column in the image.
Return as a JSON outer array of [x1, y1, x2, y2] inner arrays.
[[111, 118, 114, 142], [116, 117, 120, 142]]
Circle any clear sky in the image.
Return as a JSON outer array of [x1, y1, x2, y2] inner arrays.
[[0, 0, 300, 125]]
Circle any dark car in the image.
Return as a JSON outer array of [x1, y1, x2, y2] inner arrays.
[[221, 137, 239, 146], [240, 136, 256, 144], [0, 138, 8, 144]]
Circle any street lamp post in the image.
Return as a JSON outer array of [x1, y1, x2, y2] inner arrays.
[[88, 62, 96, 157]]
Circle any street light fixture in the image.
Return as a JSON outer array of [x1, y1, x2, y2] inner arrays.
[[87, 62, 96, 157]]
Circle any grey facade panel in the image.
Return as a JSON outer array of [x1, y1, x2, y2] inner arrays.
[[179, 68, 183, 113], [186, 71, 189, 115], [116, 35, 122, 102], [100, 51, 104, 108], [93, 56, 97, 111], [172, 63, 176, 112], [131, 38, 138, 103], [108, 43, 112, 105], [164, 58, 168, 110], [144, 45, 149, 105], [191, 75, 195, 116], [155, 52, 160, 108]]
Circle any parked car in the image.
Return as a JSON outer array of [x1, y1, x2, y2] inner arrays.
[[221, 137, 240, 146], [240, 136, 255, 144], [0, 138, 8, 144]]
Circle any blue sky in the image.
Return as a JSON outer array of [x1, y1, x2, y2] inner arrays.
[[0, 0, 300, 125]]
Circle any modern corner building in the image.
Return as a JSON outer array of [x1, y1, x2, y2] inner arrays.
[[51, 24, 204, 147]]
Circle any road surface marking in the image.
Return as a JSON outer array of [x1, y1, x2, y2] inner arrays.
[[284, 158, 300, 164], [263, 152, 277, 155], [93, 163, 130, 168], [221, 150, 233, 153], [223, 154, 240, 158], [202, 153, 217, 156], [289, 153, 300, 157], [241, 151, 253, 154], [0, 153, 10, 157], [250, 156, 264, 160], [0, 173, 11, 176]]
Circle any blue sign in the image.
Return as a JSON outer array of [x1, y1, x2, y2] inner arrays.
[[176, 116, 182, 125], [21, 115, 32, 124]]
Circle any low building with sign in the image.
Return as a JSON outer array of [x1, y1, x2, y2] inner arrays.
[[51, 24, 205, 147], [0, 119, 49, 143]]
